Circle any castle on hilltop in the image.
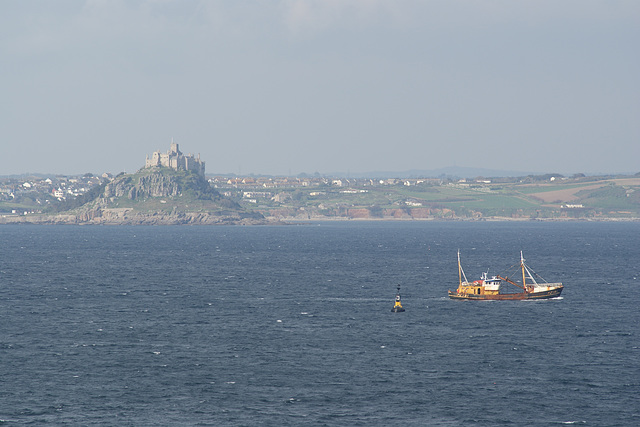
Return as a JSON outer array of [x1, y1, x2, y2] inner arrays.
[[145, 141, 205, 177]]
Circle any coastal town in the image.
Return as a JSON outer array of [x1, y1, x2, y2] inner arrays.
[[0, 173, 109, 216]]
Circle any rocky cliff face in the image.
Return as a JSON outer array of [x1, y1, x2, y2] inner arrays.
[[0, 209, 270, 225], [104, 172, 189, 199]]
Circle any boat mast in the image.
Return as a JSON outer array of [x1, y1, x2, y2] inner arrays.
[[458, 250, 462, 286], [521, 251, 527, 291]]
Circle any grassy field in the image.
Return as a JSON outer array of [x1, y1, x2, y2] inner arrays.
[[237, 176, 640, 219]]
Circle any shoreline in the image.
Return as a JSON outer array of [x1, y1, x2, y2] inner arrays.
[[2, 213, 639, 225]]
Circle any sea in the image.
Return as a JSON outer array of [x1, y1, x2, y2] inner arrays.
[[1, 221, 639, 426]]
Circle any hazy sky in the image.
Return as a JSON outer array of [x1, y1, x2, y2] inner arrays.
[[2, 1, 639, 176]]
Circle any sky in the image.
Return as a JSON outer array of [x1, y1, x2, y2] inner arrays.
[[2, 0, 639, 176]]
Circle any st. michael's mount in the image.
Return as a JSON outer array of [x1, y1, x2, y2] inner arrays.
[[0, 142, 268, 225]]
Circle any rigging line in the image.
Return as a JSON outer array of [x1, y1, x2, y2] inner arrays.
[[523, 263, 538, 285], [499, 263, 521, 280], [524, 264, 548, 283]]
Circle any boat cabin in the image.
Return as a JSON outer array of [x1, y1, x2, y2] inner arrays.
[[457, 272, 501, 296]]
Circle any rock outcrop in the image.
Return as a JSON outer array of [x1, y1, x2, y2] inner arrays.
[[104, 169, 211, 200], [0, 167, 269, 225], [0, 210, 269, 225]]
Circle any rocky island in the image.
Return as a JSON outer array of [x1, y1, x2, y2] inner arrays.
[[0, 143, 269, 225]]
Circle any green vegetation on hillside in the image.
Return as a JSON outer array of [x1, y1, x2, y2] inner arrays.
[[218, 175, 640, 220], [95, 167, 242, 214]]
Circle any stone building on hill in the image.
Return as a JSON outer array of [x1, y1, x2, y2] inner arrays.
[[145, 141, 205, 177]]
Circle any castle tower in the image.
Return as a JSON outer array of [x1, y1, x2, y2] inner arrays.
[[169, 142, 181, 155], [145, 140, 205, 177]]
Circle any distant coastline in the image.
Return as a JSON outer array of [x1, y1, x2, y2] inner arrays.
[[2, 151, 639, 224]]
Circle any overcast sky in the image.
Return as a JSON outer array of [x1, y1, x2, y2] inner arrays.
[[2, 1, 639, 176]]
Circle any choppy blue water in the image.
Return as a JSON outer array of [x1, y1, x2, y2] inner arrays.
[[1, 222, 639, 426]]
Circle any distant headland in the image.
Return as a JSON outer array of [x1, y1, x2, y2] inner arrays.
[[0, 141, 268, 225]]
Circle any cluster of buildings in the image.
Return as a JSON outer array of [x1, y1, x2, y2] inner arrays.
[[0, 174, 109, 213], [208, 176, 442, 190], [206, 175, 446, 207]]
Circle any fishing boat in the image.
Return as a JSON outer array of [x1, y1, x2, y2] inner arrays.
[[391, 285, 405, 312], [448, 251, 563, 300]]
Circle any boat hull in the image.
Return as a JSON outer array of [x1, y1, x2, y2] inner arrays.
[[448, 286, 563, 301]]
